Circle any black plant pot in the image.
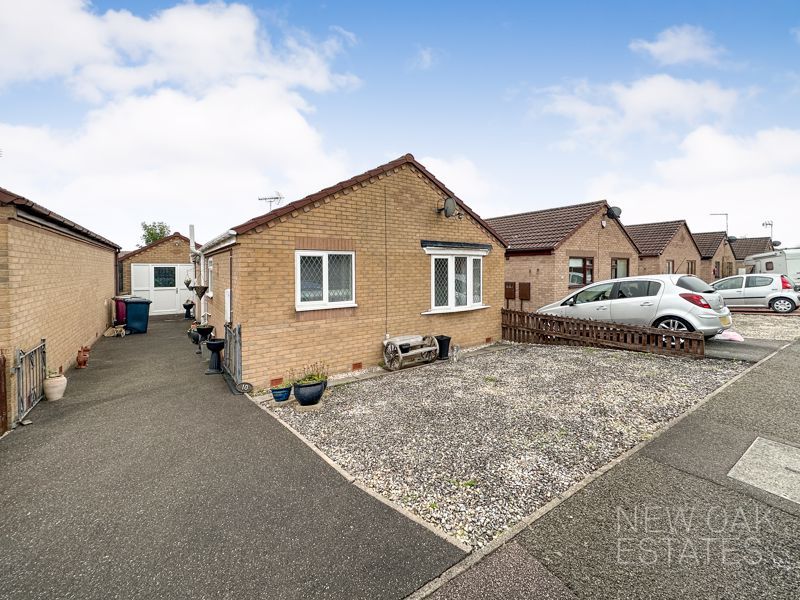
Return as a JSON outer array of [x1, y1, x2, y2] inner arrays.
[[293, 380, 327, 406]]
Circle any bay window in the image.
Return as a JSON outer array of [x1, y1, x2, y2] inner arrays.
[[295, 251, 355, 310], [428, 251, 485, 312]]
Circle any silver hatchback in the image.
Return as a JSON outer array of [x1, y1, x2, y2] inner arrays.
[[711, 274, 800, 313], [538, 274, 733, 338]]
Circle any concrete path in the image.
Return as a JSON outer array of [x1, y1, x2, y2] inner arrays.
[[0, 318, 463, 600], [705, 337, 786, 362], [426, 342, 800, 599]]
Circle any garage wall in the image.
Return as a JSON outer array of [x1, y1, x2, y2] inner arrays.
[[3, 213, 116, 424], [120, 235, 193, 294]]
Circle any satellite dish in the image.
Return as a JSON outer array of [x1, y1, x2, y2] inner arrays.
[[606, 206, 622, 219], [727, 236, 737, 242], [441, 197, 458, 218], [773, 240, 781, 247]]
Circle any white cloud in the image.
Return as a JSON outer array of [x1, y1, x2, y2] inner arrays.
[[543, 74, 738, 150], [588, 126, 800, 246], [418, 155, 494, 208], [410, 46, 441, 71], [0, 0, 360, 101], [630, 25, 725, 66], [0, 1, 358, 248]]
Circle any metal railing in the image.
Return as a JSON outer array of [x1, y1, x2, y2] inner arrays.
[[14, 339, 47, 422]]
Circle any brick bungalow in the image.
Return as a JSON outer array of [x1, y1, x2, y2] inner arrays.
[[1, 186, 119, 431], [196, 154, 506, 390], [729, 237, 774, 274], [626, 220, 703, 277], [691, 231, 736, 281], [118, 232, 198, 315], [486, 201, 640, 310]]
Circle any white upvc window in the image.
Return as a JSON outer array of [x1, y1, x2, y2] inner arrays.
[[424, 247, 487, 314], [295, 250, 356, 311]]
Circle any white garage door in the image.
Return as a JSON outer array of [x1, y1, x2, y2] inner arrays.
[[131, 263, 194, 315]]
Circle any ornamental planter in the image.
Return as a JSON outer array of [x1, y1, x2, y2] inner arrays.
[[44, 375, 68, 401], [270, 385, 292, 402], [292, 380, 327, 406]]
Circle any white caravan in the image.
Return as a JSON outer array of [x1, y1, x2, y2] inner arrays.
[[744, 248, 800, 284]]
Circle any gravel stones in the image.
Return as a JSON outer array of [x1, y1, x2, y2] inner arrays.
[[276, 344, 745, 548], [732, 314, 800, 341]]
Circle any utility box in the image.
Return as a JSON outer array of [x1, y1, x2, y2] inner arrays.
[[519, 282, 531, 301], [505, 282, 516, 300]]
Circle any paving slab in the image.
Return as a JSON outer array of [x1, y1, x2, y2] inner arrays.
[[728, 437, 800, 505], [0, 317, 462, 600]]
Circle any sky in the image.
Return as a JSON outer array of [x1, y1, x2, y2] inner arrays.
[[1, 0, 799, 249]]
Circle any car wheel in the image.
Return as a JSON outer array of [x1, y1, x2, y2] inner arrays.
[[654, 317, 695, 332], [770, 298, 796, 313]]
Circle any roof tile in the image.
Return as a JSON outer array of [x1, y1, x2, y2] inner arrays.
[[692, 231, 727, 259], [729, 237, 773, 260], [625, 220, 687, 256]]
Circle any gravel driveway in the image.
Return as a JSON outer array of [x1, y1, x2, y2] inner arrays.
[[275, 345, 745, 548], [732, 314, 800, 340]]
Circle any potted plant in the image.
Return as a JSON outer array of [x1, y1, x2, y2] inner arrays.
[[292, 362, 328, 406], [270, 381, 293, 402], [44, 368, 68, 401]]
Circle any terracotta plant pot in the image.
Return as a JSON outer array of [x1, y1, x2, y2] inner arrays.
[[44, 375, 68, 401]]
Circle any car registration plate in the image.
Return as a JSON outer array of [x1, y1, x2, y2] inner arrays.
[[720, 315, 731, 327]]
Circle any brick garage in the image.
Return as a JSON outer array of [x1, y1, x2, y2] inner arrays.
[[118, 232, 197, 295], [692, 231, 737, 281], [487, 201, 640, 310], [626, 220, 703, 277], [196, 154, 506, 390], [0, 187, 119, 431]]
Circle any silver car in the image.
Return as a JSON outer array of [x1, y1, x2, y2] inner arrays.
[[711, 273, 800, 313], [538, 274, 733, 338]]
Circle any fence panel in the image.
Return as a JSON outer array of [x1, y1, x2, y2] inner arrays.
[[501, 310, 704, 358]]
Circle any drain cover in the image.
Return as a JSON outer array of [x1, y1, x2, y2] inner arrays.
[[728, 437, 800, 505]]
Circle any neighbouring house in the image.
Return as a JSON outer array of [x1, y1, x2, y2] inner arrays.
[[0, 187, 119, 432], [118, 232, 198, 315], [692, 231, 736, 281], [626, 220, 703, 277], [485, 201, 640, 310], [729, 237, 774, 274], [195, 154, 506, 390]]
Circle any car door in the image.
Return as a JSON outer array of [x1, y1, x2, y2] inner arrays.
[[610, 280, 662, 325], [711, 276, 744, 306], [564, 282, 614, 321], [743, 275, 777, 308]]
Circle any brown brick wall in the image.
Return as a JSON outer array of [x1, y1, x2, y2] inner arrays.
[[699, 241, 737, 281], [636, 224, 702, 276], [503, 209, 640, 310], [1, 208, 115, 424], [119, 237, 193, 294], [204, 248, 232, 333], [218, 164, 503, 389]]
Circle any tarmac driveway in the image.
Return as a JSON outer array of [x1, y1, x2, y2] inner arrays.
[[0, 318, 462, 600]]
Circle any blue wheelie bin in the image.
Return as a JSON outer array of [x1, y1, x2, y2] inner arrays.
[[123, 297, 152, 333]]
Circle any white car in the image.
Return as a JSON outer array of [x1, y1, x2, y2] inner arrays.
[[538, 274, 733, 338], [711, 274, 799, 313]]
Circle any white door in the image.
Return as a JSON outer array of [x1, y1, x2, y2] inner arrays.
[[130, 263, 194, 315]]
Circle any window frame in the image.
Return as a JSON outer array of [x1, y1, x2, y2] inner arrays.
[[568, 257, 594, 288], [686, 260, 697, 275], [611, 257, 629, 279], [294, 250, 357, 311], [423, 247, 488, 314], [206, 258, 214, 297], [665, 260, 675, 274]]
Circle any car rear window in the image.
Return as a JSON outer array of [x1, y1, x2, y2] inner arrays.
[[676, 276, 714, 293], [746, 276, 773, 288]]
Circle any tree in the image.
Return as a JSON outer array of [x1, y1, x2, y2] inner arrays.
[[139, 221, 172, 247]]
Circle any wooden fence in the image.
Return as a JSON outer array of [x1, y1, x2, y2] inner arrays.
[[501, 309, 705, 358]]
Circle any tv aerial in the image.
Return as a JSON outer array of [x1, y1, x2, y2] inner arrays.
[[259, 191, 284, 211]]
